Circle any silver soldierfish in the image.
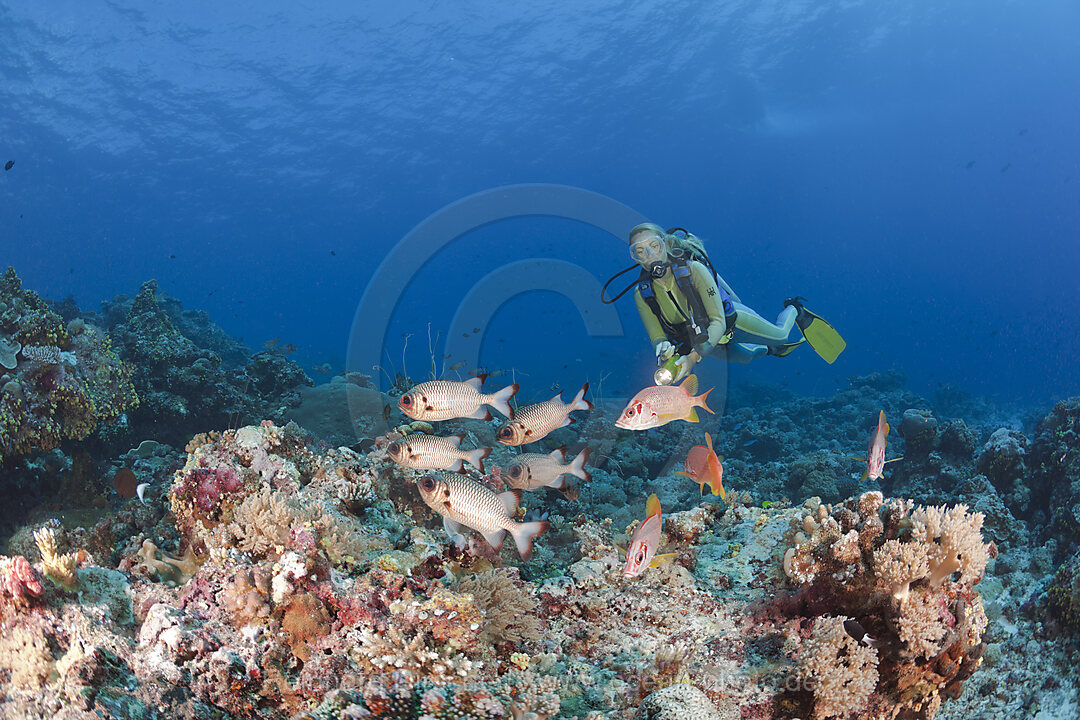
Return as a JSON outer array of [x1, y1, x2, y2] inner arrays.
[[415, 472, 548, 560], [399, 374, 518, 422], [505, 446, 591, 497], [388, 433, 491, 473], [615, 374, 713, 431], [496, 383, 592, 446]]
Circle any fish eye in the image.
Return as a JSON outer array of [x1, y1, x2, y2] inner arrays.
[[388, 442, 401, 455], [400, 395, 412, 406], [636, 549, 646, 563], [626, 407, 636, 416], [420, 477, 436, 491], [499, 427, 513, 438], [509, 466, 522, 478]]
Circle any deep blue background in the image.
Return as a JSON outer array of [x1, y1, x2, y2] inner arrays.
[[1, 1, 1077, 408]]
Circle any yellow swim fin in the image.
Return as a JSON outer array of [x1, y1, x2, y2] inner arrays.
[[788, 298, 846, 364]]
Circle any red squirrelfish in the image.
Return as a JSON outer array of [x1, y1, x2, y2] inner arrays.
[[852, 410, 902, 481], [615, 374, 713, 431], [496, 383, 592, 446], [415, 472, 548, 560], [623, 493, 676, 579], [676, 432, 726, 498], [399, 374, 518, 422], [388, 433, 491, 473]]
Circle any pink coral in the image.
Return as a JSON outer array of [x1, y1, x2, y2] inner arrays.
[[0, 555, 45, 607]]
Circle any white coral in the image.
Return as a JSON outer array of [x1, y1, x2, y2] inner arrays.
[[799, 616, 879, 720], [909, 504, 990, 586]]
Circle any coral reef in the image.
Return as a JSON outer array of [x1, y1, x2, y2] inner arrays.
[[0, 267, 137, 465]]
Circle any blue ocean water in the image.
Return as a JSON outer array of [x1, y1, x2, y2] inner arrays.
[[1, 0, 1077, 408]]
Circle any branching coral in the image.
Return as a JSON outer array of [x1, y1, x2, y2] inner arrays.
[[34, 526, 79, 591], [798, 616, 878, 720], [780, 492, 993, 719], [350, 626, 480, 685], [909, 504, 991, 587]]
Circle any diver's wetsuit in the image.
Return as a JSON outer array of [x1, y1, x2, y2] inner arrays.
[[633, 260, 799, 364]]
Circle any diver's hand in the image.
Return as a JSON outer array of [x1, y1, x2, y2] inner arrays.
[[673, 350, 701, 382], [655, 341, 676, 364]]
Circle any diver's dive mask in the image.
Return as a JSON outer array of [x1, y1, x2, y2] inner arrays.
[[629, 234, 668, 277]]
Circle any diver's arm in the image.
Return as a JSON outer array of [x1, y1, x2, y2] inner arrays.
[[634, 288, 668, 350], [689, 261, 730, 352]]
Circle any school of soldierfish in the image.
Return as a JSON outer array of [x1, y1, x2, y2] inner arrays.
[[394, 373, 900, 578]]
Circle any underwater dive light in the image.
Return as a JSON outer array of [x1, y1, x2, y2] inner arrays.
[[654, 355, 680, 386]]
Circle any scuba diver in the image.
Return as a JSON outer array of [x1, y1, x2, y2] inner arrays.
[[601, 223, 846, 385]]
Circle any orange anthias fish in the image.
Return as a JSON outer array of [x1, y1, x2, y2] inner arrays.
[[615, 374, 714, 430], [676, 432, 726, 498], [622, 494, 677, 579], [851, 410, 903, 481]]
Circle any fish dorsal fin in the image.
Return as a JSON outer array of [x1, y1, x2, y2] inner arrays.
[[680, 374, 699, 396], [466, 375, 486, 392], [448, 433, 465, 448], [550, 445, 567, 462], [878, 410, 889, 437], [645, 493, 661, 519], [550, 391, 563, 403], [498, 490, 522, 515]]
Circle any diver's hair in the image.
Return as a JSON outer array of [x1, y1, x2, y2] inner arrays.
[[628, 222, 709, 263]]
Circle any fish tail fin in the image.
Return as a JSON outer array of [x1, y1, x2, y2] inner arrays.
[[510, 520, 549, 561], [695, 387, 715, 415], [467, 447, 491, 473], [569, 446, 590, 481], [487, 383, 519, 419], [571, 382, 593, 412]]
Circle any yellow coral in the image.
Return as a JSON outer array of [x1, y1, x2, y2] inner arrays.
[[33, 526, 78, 591]]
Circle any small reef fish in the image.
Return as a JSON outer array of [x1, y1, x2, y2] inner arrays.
[[622, 494, 676, 579], [496, 383, 592, 446], [505, 446, 591, 498], [136, 483, 150, 504], [388, 433, 491, 473], [676, 433, 726, 498], [850, 410, 902, 481], [615, 374, 713, 430], [843, 619, 881, 648], [399, 374, 518, 422], [415, 472, 548, 560], [3, 160, 13, 171]]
